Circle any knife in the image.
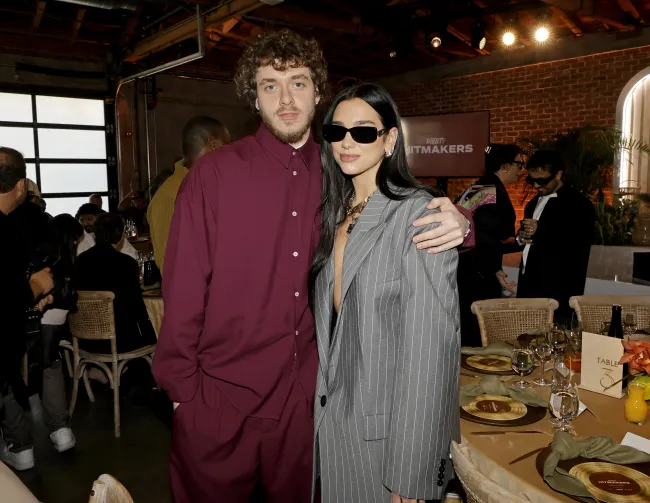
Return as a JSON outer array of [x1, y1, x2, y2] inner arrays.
[[508, 446, 545, 465], [471, 430, 545, 435]]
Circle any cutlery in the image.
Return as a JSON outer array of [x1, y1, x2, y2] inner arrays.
[[460, 371, 480, 378], [508, 446, 546, 465]]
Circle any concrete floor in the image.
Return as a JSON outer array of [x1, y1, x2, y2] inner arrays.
[[14, 386, 173, 503]]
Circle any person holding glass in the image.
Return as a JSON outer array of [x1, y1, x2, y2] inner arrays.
[[456, 144, 524, 346], [309, 83, 460, 503]]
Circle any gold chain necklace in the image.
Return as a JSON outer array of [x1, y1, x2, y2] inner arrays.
[[345, 191, 375, 235]]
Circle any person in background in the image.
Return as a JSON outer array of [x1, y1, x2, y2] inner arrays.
[[74, 213, 156, 354], [456, 144, 524, 346], [76, 203, 138, 261], [1, 214, 83, 469], [118, 190, 148, 235], [89, 194, 103, 209], [147, 116, 231, 273], [0, 147, 54, 471], [152, 29, 471, 503], [9, 179, 50, 258], [516, 149, 595, 322]]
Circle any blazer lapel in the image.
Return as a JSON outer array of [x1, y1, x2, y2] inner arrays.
[[314, 254, 334, 381], [328, 191, 391, 384]]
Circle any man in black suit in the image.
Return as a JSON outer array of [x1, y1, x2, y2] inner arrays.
[[75, 212, 156, 354], [516, 150, 595, 322]]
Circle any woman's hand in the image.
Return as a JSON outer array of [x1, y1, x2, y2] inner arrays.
[[496, 270, 516, 294], [391, 493, 424, 503]]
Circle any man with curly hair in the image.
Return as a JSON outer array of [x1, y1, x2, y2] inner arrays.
[[153, 29, 472, 503]]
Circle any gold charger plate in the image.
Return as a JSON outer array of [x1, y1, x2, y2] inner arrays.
[[536, 448, 650, 503], [461, 354, 516, 375], [460, 394, 546, 427]]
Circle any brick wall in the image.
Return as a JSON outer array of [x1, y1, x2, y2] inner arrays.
[[393, 44, 650, 219]]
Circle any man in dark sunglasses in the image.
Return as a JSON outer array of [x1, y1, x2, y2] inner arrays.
[[515, 150, 595, 322]]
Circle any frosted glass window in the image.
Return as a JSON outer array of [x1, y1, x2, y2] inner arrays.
[[0, 93, 32, 122], [0, 127, 35, 158], [40, 163, 108, 193], [26, 163, 36, 182], [38, 129, 106, 159], [36, 96, 104, 126], [44, 196, 107, 217]]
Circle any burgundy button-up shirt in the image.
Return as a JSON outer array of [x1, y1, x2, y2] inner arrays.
[[152, 124, 322, 419]]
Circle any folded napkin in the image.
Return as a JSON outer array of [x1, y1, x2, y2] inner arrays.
[[543, 431, 650, 502], [461, 341, 513, 357], [459, 375, 548, 407]]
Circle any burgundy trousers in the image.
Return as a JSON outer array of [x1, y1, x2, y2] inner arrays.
[[170, 373, 314, 503]]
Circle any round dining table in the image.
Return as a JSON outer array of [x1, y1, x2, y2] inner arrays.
[[459, 372, 650, 502]]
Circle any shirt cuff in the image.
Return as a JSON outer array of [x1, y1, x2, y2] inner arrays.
[[455, 205, 475, 251]]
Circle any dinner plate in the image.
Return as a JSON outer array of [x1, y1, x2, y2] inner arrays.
[[460, 394, 547, 427], [461, 354, 516, 375]]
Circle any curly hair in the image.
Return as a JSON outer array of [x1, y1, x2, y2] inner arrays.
[[234, 29, 331, 111]]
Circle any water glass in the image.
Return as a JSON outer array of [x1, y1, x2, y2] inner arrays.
[[548, 381, 580, 434], [511, 348, 535, 389], [548, 322, 568, 356], [531, 332, 553, 387]]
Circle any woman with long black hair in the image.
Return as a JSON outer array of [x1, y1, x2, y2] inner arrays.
[[308, 83, 460, 503]]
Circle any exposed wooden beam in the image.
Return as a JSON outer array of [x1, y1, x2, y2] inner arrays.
[[125, 0, 263, 62], [474, 0, 532, 46], [615, 0, 644, 23], [71, 7, 86, 42], [549, 5, 583, 36], [438, 47, 478, 58], [447, 24, 490, 55], [580, 14, 635, 30], [32, 1, 46, 31], [205, 17, 241, 42]]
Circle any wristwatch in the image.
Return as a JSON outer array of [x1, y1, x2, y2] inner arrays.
[[516, 235, 526, 246], [463, 220, 471, 240]]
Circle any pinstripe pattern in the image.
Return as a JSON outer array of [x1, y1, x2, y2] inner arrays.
[[312, 189, 461, 503]]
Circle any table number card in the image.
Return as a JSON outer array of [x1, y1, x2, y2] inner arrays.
[[579, 331, 626, 399]]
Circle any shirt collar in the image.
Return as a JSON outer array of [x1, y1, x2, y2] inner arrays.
[[174, 160, 189, 176], [255, 123, 319, 171]]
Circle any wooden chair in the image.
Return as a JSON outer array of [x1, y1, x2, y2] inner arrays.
[[471, 298, 559, 347], [88, 474, 134, 503], [68, 291, 156, 438], [451, 441, 531, 503], [143, 297, 164, 338], [569, 295, 650, 334]]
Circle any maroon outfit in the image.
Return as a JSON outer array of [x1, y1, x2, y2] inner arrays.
[[152, 124, 321, 503]]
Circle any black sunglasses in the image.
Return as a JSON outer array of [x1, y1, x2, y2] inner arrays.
[[322, 124, 388, 144], [525, 174, 555, 187]]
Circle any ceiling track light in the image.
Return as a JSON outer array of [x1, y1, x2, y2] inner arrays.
[[471, 21, 487, 51], [430, 33, 443, 49], [534, 11, 552, 44]]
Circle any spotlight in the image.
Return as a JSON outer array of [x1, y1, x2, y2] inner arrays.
[[471, 21, 487, 50], [389, 50, 397, 58], [430, 35, 442, 49], [502, 30, 516, 46], [534, 26, 550, 43]]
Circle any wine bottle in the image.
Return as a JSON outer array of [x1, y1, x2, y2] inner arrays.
[[608, 304, 628, 383]]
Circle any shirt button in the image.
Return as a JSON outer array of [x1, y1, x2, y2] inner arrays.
[[295, 292, 299, 297], [293, 251, 298, 257], [292, 151, 297, 156], [295, 330, 299, 335], [293, 171, 297, 176], [292, 211, 297, 217]]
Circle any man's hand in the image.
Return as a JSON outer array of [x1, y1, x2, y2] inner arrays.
[[391, 493, 424, 503], [173, 402, 179, 411], [412, 197, 469, 254], [29, 267, 54, 299], [496, 270, 516, 294], [520, 218, 538, 240], [35, 294, 54, 311]]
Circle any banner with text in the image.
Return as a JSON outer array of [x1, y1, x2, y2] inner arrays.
[[402, 111, 489, 178]]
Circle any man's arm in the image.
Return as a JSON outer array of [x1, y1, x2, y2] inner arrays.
[[412, 198, 473, 253], [151, 166, 217, 404], [383, 199, 460, 501]]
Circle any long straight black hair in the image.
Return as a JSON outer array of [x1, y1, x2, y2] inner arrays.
[[308, 83, 440, 310]]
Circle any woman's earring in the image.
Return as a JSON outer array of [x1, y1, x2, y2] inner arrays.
[[385, 149, 394, 158]]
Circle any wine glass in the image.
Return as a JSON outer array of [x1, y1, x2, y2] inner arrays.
[[531, 332, 553, 387], [511, 348, 535, 389], [624, 313, 637, 339], [548, 322, 567, 356], [548, 381, 580, 434], [600, 320, 611, 335]]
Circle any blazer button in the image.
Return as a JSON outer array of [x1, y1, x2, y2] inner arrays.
[[320, 395, 327, 407], [439, 466, 445, 474], [437, 480, 444, 487]]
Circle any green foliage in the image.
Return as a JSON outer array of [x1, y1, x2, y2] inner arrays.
[[593, 195, 639, 245]]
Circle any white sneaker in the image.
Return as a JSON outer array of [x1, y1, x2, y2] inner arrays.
[[0, 442, 35, 471], [50, 427, 76, 453]]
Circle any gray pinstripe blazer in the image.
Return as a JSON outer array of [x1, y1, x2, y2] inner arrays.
[[313, 189, 461, 502]]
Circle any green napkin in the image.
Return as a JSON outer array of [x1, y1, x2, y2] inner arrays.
[[459, 375, 548, 407], [461, 341, 513, 357], [543, 431, 650, 502]]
